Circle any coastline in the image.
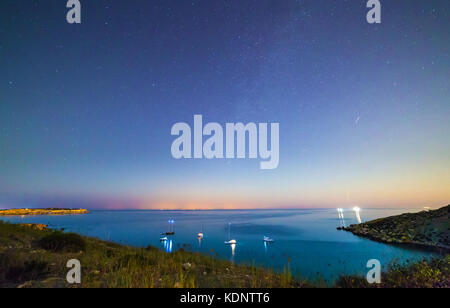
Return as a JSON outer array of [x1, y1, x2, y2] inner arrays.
[[0, 208, 89, 216], [0, 206, 449, 288], [339, 205, 450, 253]]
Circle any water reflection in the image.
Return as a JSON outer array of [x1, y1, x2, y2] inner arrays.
[[162, 239, 173, 253], [230, 243, 236, 263], [337, 208, 346, 227], [263, 239, 276, 255], [353, 207, 362, 224]]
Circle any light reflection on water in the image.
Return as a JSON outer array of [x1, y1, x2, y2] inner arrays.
[[230, 243, 236, 263], [0, 208, 441, 282], [162, 239, 173, 253], [337, 208, 346, 227]]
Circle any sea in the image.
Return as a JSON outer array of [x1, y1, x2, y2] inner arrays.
[[0, 208, 440, 283]]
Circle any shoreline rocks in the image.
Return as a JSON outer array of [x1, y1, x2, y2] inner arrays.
[[340, 205, 450, 253]]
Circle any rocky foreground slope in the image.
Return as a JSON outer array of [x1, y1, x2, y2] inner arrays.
[[341, 205, 449, 252]]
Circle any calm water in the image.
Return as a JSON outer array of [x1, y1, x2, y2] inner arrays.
[[0, 208, 439, 282]]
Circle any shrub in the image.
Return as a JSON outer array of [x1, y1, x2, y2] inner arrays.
[[38, 232, 86, 253], [6, 260, 49, 282], [0, 251, 49, 283], [334, 275, 371, 288]]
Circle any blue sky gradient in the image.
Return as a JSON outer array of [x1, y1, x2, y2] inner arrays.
[[0, 0, 449, 209]]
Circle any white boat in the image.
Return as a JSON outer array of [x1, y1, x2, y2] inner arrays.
[[160, 236, 168, 242], [263, 236, 274, 243], [198, 225, 204, 238], [224, 223, 237, 245]]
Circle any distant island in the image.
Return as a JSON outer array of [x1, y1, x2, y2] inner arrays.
[[0, 208, 88, 216], [339, 205, 449, 252]]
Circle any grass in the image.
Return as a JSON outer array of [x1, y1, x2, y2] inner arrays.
[[0, 221, 448, 288], [334, 256, 450, 288]]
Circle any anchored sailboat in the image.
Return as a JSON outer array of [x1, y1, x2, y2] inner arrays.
[[263, 236, 274, 243], [197, 224, 204, 238], [224, 222, 237, 245], [162, 219, 175, 236]]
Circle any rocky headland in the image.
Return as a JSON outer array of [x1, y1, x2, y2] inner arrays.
[[339, 205, 449, 252]]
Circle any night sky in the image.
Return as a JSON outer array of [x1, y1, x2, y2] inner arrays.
[[0, 0, 449, 209]]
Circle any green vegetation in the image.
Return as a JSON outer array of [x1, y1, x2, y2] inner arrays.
[[38, 232, 86, 253], [341, 205, 450, 252], [0, 220, 448, 288], [335, 256, 450, 288]]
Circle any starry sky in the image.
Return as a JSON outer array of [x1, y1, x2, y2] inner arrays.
[[0, 0, 449, 209]]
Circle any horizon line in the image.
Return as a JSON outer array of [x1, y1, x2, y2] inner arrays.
[[80, 207, 425, 211]]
